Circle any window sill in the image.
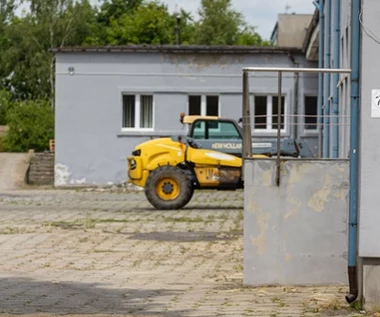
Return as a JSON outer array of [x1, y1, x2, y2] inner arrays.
[[301, 130, 319, 137], [252, 130, 290, 137], [117, 130, 184, 137]]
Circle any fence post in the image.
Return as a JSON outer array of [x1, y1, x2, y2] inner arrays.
[[242, 71, 252, 180], [276, 71, 282, 186]]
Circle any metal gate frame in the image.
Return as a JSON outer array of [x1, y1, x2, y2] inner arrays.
[[241, 67, 351, 186]]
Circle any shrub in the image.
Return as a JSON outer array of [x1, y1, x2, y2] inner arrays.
[[0, 89, 14, 125], [3, 99, 54, 152], [0, 136, 6, 152]]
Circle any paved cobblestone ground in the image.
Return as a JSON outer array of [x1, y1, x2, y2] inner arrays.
[[0, 188, 368, 317]]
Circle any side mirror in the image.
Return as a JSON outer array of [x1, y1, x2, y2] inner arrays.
[[179, 112, 185, 124]]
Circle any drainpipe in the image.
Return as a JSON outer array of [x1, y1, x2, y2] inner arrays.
[[332, 0, 341, 158], [313, 0, 324, 158], [323, 0, 331, 158], [346, 0, 361, 304], [288, 53, 299, 140]]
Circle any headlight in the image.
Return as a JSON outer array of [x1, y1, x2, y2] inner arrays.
[[130, 159, 136, 170], [132, 149, 141, 156]]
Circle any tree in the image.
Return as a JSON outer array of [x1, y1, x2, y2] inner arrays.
[[0, 0, 17, 25], [0, 0, 17, 92], [236, 26, 272, 46], [96, 0, 143, 26], [172, 8, 196, 45], [29, 0, 97, 106], [0, 89, 13, 125], [1, 16, 50, 100], [190, 0, 267, 46], [105, 0, 194, 45], [84, 0, 143, 45], [1, 0, 97, 105], [3, 99, 54, 152]]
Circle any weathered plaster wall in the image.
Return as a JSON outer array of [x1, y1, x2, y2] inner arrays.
[[243, 159, 349, 286]]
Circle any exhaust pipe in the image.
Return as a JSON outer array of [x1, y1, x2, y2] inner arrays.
[[345, 266, 358, 303]]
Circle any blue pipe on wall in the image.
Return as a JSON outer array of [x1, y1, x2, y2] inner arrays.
[[323, 0, 331, 158], [332, 0, 340, 158], [346, 0, 360, 304], [314, 0, 324, 158]]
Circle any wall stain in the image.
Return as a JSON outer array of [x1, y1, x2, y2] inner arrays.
[[70, 178, 86, 185], [165, 54, 244, 72], [283, 232, 288, 253], [55, 164, 70, 186], [251, 211, 270, 256], [54, 164, 89, 186], [246, 190, 261, 214], [261, 168, 273, 187], [307, 173, 332, 212], [284, 162, 305, 218], [284, 207, 300, 219], [334, 187, 347, 200], [287, 162, 310, 184]]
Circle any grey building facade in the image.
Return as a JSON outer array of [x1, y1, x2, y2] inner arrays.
[[303, 0, 380, 308], [303, 0, 351, 159], [53, 45, 318, 186]]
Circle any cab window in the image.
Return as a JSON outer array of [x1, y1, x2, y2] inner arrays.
[[192, 121, 206, 139], [191, 120, 241, 139], [209, 121, 241, 139]]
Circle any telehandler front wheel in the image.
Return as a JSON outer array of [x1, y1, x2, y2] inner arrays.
[[145, 165, 194, 210]]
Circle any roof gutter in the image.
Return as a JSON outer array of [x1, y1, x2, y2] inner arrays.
[[49, 45, 304, 55]]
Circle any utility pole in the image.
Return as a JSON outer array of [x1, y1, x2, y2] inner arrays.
[[175, 15, 181, 45]]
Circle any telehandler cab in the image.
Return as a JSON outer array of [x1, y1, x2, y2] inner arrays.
[[179, 113, 314, 158]]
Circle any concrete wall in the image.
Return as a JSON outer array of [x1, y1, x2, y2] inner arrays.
[[54, 50, 318, 186], [358, 0, 380, 309], [276, 14, 313, 48], [243, 159, 349, 286]]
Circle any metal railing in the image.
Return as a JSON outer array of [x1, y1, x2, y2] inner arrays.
[[241, 67, 352, 186]]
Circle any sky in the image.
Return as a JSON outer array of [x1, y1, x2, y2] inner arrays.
[[16, 0, 316, 41], [160, 0, 316, 40]]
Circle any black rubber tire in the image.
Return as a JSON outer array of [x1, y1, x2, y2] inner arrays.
[[145, 165, 194, 210]]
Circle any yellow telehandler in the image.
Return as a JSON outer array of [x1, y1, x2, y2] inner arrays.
[[127, 114, 269, 210]]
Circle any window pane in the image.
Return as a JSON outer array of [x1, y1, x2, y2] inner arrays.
[[208, 121, 241, 139], [254, 96, 267, 129], [189, 96, 201, 115], [122, 95, 135, 128], [272, 96, 285, 130], [305, 96, 318, 130], [140, 95, 153, 128], [206, 96, 219, 116], [192, 121, 206, 139]]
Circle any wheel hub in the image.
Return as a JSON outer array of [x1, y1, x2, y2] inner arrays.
[[155, 177, 180, 201], [162, 182, 174, 194]]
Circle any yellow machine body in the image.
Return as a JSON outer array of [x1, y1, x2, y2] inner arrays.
[[127, 135, 267, 190]]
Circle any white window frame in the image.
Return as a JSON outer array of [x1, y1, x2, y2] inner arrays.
[[252, 94, 288, 134], [187, 94, 221, 117], [121, 93, 155, 131], [303, 94, 318, 133], [188, 94, 221, 133]]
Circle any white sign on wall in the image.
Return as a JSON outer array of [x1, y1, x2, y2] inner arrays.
[[371, 89, 380, 117]]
